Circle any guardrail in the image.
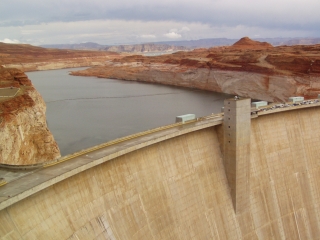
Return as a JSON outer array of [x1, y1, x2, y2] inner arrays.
[[43, 120, 194, 167], [0, 178, 7, 187], [43, 113, 225, 168], [251, 99, 320, 114], [0, 112, 224, 172], [0, 115, 208, 172]]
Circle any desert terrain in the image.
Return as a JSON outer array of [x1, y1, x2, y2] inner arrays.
[[0, 37, 320, 164], [0, 42, 121, 72], [0, 43, 123, 164], [72, 37, 320, 102], [1, 38, 320, 239], [0, 66, 60, 165]]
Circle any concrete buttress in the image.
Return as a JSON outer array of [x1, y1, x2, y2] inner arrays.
[[223, 98, 251, 213]]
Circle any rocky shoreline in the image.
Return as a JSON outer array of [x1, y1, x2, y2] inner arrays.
[[0, 42, 122, 72], [71, 37, 320, 102]]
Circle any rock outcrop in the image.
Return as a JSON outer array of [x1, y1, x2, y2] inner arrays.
[[71, 38, 320, 102], [230, 36, 273, 49], [0, 42, 121, 72], [4, 58, 110, 72], [0, 66, 60, 165]]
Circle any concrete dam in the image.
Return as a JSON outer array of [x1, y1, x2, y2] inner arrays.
[[1, 98, 320, 239]]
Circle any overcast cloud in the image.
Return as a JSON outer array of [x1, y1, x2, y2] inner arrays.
[[0, 0, 319, 45]]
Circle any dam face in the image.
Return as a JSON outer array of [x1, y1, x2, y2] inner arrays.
[[1, 103, 320, 239]]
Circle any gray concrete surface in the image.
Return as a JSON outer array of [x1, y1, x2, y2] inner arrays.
[[0, 115, 223, 211], [1, 99, 320, 211]]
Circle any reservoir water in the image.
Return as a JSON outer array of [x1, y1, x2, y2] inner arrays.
[[27, 68, 231, 156]]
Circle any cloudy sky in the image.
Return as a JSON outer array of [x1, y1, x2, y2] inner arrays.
[[0, 0, 319, 45]]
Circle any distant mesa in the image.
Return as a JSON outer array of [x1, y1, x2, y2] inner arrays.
[[231, 37, 273, 49], [103, 43, 187, 53], [40, 42, 187, 53]]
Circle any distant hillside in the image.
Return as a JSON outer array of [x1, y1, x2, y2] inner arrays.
[[41, 42, 187, 53], [281, 38, 320, 45], [154, 37, 320, 48], [0, 42, 120, 71], [41, 42, 105, 50], [103, 44, 187, 53], [231, 37, 273, 49], [152, 38, 238, 48], [40, 38, 320, 52], [254, 37, 320, 46]]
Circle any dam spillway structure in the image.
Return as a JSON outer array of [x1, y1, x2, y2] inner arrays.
[[1, 98, 320, 239]]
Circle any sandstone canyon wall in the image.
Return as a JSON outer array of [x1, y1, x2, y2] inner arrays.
[[72, 62, 304, 102], [0, 67, 60, 165], [2, 57, 111, 72], [1, 106, 320, 239], [72, 38, 320, 102], [0, 42, 121, 72]]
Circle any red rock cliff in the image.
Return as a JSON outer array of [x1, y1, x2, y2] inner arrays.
[[0, 66, 60, 165], [71, 38, 320, 102], [0, 42, 122, 72]]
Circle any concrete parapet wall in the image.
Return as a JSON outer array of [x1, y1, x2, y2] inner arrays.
[[1, 107, 320, 239]]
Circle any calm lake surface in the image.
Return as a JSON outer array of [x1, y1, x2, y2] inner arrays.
[[27, 68, 231, 156]]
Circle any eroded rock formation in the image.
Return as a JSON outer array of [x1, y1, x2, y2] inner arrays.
[[0, 66, 60, 165], [0, 42, 121, 72], [230, 36, 273, 49], [72, 37, 320, 102]]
